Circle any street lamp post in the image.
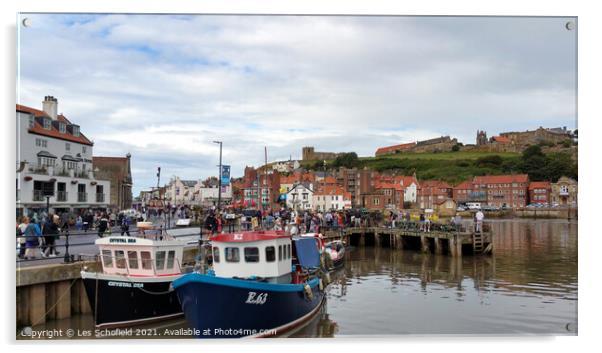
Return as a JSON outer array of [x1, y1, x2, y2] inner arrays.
[[213, 141, 223, 211]]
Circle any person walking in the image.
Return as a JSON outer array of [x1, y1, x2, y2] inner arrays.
[[42, 214, 61, 257], [22, 216, 42, 260], [97, 213, 109, 238], [120, 213, 131, 236], [204, 212, 218, 236], [475, 209, 485, 232]]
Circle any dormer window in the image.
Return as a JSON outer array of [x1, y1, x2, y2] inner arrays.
[[28, 116, 35, 128], [58, 122, 66, 133], [43, 118, 51, 130], [72, 125, 80, 137]]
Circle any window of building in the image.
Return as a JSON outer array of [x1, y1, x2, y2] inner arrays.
[[115, 250, 126, 269], [43, 118, 51, 130], [35, 138, 48, 148], [155, 251, 166, 270], [225, 247, 240, 262], [72, 125, 80, 136], [244, 247, 260, 262], [82, 146, 87, 154], [59, 123, 66, 133], [212, 247, 220, 263], [28, 116, 35, 128], [166, 250, 175, 269], [373, 198, 380, 205], [265, 246, 275, 262], [65, 143, 70, 151], [141, 251, 152, 270], [102, 250, 113, 268], [128, 251, 138, 269]]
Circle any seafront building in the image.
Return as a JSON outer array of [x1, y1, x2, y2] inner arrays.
[[16, 96, 110, 217]]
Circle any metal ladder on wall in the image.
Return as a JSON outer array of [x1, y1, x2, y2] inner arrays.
[[472, 228, 484, 254]]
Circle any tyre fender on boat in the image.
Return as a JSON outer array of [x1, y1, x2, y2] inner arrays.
[[304, 283, 314, 301]]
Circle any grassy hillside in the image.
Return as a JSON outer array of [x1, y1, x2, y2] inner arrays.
[[301, 151, 521, 185], [360, 151, 520, 161], [359, 153, 521, 184]]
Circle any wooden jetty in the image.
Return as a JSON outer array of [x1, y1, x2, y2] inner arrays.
[[323, 224, 493, 257]]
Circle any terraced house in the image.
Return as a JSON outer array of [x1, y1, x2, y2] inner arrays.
[[16, 96, 110, 216]]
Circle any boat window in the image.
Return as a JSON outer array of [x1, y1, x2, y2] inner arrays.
[[287, 244, 291, 259], [101, 250, 113, 268], [127, 251, 138, 269], [278, 245, 282, 261], [115, 250, 126, 269], [225, 247, 240, 262], [265, 246, 275, 262], [156, 251, 166, 270], [244, 247, 260, 263], [141, 251, 152, 270], [166, 250, 176, 269], [213, 247, 220, 263]]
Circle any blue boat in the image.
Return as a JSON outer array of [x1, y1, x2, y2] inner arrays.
[[172, 230, 328, 338]]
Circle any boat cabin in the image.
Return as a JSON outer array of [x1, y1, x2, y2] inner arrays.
[[210, 231, 292, 282], [97, 235, 185, 277]]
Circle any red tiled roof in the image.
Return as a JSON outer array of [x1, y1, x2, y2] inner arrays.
[[491, 136, 510, 144], [375, 181, 404, 191], [454, 180, 474, 189], [322, 176, 337, 184], [314, 185, 346, 196], [375, 142, 416, 155], [17, 104, 94, 146], [473, 174, 529, 184], [394, 175, 419, 187], [528, 181, 551, 190]]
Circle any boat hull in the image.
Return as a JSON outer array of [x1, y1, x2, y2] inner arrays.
[[81, 272, 183, 328], [173, 274, 325, 338]]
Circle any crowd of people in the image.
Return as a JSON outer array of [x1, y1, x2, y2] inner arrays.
[[16, 204, 486, 260]]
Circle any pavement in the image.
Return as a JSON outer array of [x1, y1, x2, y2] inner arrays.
[[15, 223, 203, 268]]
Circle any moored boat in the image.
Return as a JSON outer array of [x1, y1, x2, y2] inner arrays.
[[172, 230, 329, 338], [81, 226, 195, 328], [324, 240, 346, 269]]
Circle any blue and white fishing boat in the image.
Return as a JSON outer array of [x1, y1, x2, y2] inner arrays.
[[172, 230, 328, 338]]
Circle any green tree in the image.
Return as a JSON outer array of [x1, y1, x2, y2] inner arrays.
[[332, 152, 359, 169]]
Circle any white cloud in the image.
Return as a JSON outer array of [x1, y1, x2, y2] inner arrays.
[[17, 14, 577, 194]]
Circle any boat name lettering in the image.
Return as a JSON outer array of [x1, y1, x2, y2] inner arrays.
[[109, 238, 136, 243], [108, 281, 144, 288], [245, 291, 268, 305]]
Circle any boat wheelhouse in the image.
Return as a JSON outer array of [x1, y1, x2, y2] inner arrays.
[[210, 230, 292, 283], [81, 230, 193, 328]]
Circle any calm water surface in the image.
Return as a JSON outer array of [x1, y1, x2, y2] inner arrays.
[[25, 219, 577, 338]]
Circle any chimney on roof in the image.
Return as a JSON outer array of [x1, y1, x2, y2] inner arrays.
[[42, 96, 58, 119]]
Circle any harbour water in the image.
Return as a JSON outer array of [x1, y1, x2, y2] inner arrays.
[[23, 219, 577, 338]]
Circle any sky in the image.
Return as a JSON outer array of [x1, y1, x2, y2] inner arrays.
[[17, 14, 577, 195]]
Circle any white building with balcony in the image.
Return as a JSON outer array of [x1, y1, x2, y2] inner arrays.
[[286, 183, 314, 211], [16, 96, 110, 216]]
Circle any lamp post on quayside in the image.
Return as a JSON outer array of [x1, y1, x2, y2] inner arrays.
[[213, 141, 223, 211]]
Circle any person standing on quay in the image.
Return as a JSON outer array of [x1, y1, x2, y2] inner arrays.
[[475, 209, 485, 232]]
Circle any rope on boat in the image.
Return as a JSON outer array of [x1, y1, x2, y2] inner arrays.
[[30, 278, 79, 327]]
